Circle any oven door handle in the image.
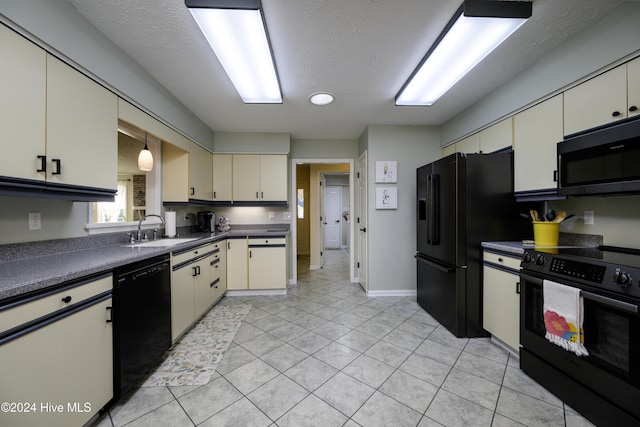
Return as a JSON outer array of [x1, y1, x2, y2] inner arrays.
[[581, 291, 639, 314], [520, 272, 639, 314]]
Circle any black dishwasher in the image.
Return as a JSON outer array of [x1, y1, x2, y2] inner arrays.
[[113, 254, 171, 397]]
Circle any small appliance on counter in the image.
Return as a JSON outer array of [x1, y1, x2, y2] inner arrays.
[[194, 211, 215, 232]]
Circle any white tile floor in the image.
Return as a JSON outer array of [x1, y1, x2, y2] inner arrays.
[[94, 249, 595, 426]]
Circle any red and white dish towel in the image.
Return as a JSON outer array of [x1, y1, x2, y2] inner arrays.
[[543, 279, 589, 356]]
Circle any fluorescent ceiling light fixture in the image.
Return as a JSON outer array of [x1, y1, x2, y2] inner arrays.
[[309, 92, 335, 106], [185, 0, 282, 103], [396, 0, 532, 106]]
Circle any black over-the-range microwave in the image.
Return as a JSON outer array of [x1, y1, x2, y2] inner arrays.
[[558, 118, 640, 196]]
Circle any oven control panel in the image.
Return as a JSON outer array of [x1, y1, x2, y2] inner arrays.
[[549, 258, 606, 283]]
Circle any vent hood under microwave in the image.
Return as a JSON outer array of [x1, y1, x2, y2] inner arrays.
[[558, 118, 640, 196]]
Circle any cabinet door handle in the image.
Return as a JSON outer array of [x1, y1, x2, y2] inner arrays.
[[213, 191, 217, 199], [612, 110, 621, 117], [553, 170, 558, 182], [61, 296, 72, 303], [256, 192, 259, 199], [516, 282, 521, 294], [37, 155, 46, 173], [630, 105, 638, 112], [228, 242, 230, 250], [52, 159, 61, 175], [106, 306, 113, 323], [261, 191, 264, 199], [190, 187, 195, 196], [192, 266, 199, 277], [249, 250, 252, 258]]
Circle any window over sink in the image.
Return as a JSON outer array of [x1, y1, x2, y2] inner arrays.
[[87, 120, 161, 233]]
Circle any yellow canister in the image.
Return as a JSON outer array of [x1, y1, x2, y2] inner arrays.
[[532, 221, 560, 246]]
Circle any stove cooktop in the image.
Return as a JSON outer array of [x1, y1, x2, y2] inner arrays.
[[521, 245, 640, 297]]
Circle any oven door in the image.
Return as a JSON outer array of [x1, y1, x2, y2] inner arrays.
[[520, 271, 640, 420]]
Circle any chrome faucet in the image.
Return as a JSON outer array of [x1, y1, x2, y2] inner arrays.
[[137, 214, 165, 241]]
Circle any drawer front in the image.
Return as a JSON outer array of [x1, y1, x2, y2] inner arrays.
[[172, 243, 213, 266], [483, 251, 521, 271], [0, 274, 112, 334], [248, 237, 286, 246]]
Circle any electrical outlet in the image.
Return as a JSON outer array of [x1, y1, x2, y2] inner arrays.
[[584, 210, 594, 225], [283, 212, 292, 220], [268, 211, 275, 220], [28, 212, 41, 230]]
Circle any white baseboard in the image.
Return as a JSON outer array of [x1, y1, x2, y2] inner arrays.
[[226, 289, 287, 297], [366, 289, 417, 298]]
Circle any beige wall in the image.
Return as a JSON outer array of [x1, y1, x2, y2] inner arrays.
[[296, 164, 311, 255]]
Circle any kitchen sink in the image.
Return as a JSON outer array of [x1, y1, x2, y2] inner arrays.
[[126, 238, 200, 248]]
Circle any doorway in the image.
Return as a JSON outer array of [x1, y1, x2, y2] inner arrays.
[[291, 160, 354, 284]]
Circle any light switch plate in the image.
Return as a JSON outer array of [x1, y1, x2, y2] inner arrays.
[[28, 212, 41, 230], [584, 210, 594, 225]]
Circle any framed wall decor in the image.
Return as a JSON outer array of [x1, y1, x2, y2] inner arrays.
[[375, 161, 397, 183], [376, 186, 397, 209]]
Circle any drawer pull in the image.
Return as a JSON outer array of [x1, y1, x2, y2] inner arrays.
[[106, 306, 113, 323], [498, 258, 503, 263], [61, 296, 72, 304]]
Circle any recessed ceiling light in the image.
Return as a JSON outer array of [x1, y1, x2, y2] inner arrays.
[[309, 92, 335, 106]]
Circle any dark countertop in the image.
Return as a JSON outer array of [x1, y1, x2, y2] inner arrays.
[[0, 229, 288, 303], [481, 241, 527, 256]]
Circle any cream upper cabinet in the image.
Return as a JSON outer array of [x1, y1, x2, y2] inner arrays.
[[514, 94, 563, 193], [212, 154, 233, 201], [189, 142, 213, 201], [232, 155, 261, 201], [479, 118, 513, 153], [46, 55, 117, 190], [1, 27, 116, 193], [0, 25, 46, 182], [442, 144, 456, 158], [455, 133, 480, 154], [232, 154, 288, 202], [259, 154, 288, 201], [563, 64, 628, 136], [628, 56, 640, 120], [162, 142, 190, 202]]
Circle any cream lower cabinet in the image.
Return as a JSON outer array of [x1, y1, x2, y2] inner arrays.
[[0, 274, 113, 427], [171, 243, 219, 341], [248, 238, 287, 290], [482, 251, 521, 351], [226, 238, 248, 290]]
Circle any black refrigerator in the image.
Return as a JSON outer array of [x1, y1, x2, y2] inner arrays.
[[416, 151, 528, 338]]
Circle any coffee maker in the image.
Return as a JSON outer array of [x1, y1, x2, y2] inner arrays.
[[196, 211, 215, 232]]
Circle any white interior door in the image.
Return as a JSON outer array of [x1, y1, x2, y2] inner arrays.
[[356, 152, 368, 291], [323, 186, 342, 249]]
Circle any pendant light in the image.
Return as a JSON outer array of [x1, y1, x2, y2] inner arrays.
[[138, 132, 153, 172]]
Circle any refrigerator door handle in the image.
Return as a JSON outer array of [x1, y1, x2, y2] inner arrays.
[[415, 255, 455, 273], [426, 174, 432, 243], [432, 174, 440, 244]]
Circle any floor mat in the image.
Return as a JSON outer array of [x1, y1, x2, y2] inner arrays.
[[141, 301, 251, 387]]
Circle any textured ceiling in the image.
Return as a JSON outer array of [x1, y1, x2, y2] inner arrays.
[[67, 0, 624, 140]]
